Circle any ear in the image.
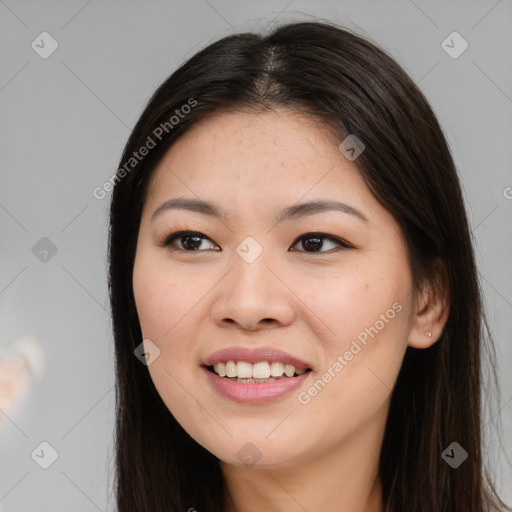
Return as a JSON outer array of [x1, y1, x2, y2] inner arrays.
[[408, 258, 450, 349]]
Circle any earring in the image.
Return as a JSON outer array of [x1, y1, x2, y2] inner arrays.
[[425, 331, 432, 337]]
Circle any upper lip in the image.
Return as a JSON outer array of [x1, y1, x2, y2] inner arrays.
[[203, 346, 313, 370]]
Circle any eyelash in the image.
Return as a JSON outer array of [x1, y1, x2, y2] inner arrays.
[[158, 230, 354, 254]]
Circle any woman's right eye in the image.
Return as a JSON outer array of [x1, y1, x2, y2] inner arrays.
[[160, 231, 219, 252]]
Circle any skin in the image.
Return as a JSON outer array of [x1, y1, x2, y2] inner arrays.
[[132, 108, 450, 512]]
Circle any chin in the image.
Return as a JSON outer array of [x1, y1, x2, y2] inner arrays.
[[200, 434, 303, 470]]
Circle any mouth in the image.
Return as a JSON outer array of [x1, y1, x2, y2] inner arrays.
[[200, 347, 314, 403]]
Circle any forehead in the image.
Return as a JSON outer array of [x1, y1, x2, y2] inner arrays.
[[145, 109, 371, 206]]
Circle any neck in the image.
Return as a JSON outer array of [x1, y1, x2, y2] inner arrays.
[[220, 398, 389, 512]]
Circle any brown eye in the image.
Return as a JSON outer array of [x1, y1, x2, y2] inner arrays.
[[290, 233, 352, 253], [159, 230, 352, 254], [161, 231, 219, 252]]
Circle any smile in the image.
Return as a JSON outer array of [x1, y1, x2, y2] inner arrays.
[[209, 360, 311, 380]]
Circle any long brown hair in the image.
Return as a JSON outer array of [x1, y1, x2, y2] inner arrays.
[[107, 19, 511, 511]]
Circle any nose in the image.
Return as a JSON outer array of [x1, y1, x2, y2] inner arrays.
[[211, 251, 296, 332]]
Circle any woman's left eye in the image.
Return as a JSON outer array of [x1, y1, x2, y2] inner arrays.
[[159, 230, 352, 253], [290, 233, 353, 253]]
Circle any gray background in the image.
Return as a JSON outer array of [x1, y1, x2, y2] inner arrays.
[[0, 0, 511, 509]]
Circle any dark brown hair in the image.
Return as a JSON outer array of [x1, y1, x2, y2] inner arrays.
[[107, 19, 511, 511]]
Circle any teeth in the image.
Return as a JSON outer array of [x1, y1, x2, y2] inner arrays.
[[212, 360, 309, 379], [225, 361, 237, 378], [253, 362, 271, 379], [270, 362, 284, 377], [236, 361, 252, 378], [284, 364, 295, 377], [215, 361, 226, 377]]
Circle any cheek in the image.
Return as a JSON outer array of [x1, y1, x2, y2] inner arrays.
[[298, 275, 409, 439], [132, 262, 164, 339], [133, 259, 202, 423], [302, 264, 406, 342], [132, 255, 190, 341], [299, 259, 412, 400], [132, 255, 210, 379]]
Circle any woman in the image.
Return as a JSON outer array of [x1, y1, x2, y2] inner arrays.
[[107, 20, 511, 511]]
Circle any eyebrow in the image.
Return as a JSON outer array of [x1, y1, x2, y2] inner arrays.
[[150, 197, 371, 225]]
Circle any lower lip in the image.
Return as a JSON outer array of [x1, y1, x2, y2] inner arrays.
[[201, 366, 312, 404]]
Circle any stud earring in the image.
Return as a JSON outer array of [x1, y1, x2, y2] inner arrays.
[[425, 331, 432, 337]]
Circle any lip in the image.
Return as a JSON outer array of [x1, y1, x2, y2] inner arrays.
[[201, 366, 312, 404], [202, 346, 313, 370]]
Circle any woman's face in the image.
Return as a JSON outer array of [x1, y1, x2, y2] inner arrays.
[[133, 108, 418, 468]]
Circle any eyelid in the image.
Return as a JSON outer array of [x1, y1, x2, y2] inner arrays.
[[158, 230, 216, 250], [290, 232, 354, 251]]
